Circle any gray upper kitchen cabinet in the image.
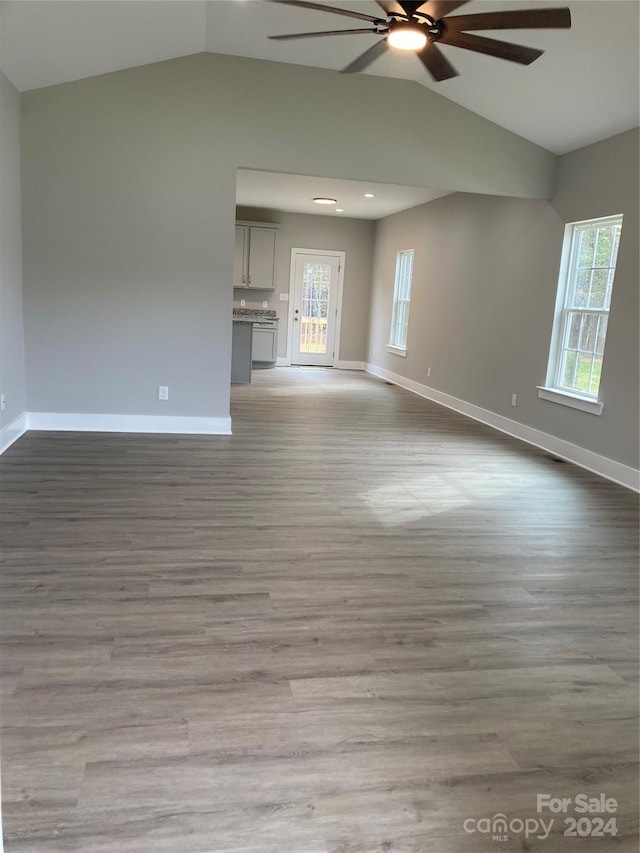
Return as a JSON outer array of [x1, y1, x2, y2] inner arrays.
[[233, 226, 248, 288], [233, 223, 278, 290]]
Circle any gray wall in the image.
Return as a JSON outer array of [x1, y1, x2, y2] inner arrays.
[[234, 207, 374, 362], [20, 52, 554, 420], [367, 128, 639, 470], [0, 70, 26, 431]]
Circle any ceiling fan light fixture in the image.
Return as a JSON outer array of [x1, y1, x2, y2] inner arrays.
[[313, 197, 337, 205], [388, 26, 427, 52]]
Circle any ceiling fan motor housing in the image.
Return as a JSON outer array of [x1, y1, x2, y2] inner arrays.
[[387, 18, 444, 40]]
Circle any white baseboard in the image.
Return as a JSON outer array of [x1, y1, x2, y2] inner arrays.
[[26, 412, 233, 435], [0, 413, 28, 455], [335, 360, 365, 370], [366, 363, 640, 492]]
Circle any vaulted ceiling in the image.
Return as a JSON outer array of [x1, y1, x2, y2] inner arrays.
[[1, 0, 638, 156], [1, 1, 637, 219]]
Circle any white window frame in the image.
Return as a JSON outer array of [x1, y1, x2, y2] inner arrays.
[[387, 249, 414, 357], [538, 214, 623, 416]]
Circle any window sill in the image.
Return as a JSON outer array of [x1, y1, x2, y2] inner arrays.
[[537, 386, 603, 416], [386, 345, 407, 358]]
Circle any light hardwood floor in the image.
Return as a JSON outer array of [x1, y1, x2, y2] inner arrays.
[[1, 367, 638, 852]]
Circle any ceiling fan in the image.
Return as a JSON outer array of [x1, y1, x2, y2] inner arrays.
[[267, 0, 571, 82]]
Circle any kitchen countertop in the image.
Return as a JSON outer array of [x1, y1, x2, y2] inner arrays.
[[233, 308, 278, 323]]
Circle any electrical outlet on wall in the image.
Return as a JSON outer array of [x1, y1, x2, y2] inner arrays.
[[0, 393, 5, 411], [158, 386, 169, 401], [240, 299, 246, 307], [279, 293, 289, 302], [427, 367, 431, 377], [511, 393, 517, 407], [262, 301, 268, 308]]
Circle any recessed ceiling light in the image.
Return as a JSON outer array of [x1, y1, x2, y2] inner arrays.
[[335, 208, 344, 213], [313, 197, 337, 205], [364, 193, 375, 198]]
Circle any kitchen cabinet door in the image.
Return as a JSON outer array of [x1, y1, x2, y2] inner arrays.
[[234, 226, 248, 288], [252, 327, 277, 363], [247, 227, 277, 290]]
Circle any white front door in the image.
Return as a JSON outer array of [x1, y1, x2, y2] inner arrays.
[[291, 251, 342, 366]]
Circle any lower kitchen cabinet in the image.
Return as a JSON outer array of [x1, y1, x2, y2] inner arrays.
[[252, 324, 278, 366], [231, 321, 253, 384]]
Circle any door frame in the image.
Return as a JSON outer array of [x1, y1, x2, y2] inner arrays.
[[285, 248, 346, 367]]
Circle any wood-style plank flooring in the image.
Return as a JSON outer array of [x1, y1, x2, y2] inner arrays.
[[1, 367, 638, 852]]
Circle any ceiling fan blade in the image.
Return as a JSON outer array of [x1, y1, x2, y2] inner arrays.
[[375, 0, 406, 16], [445, 8, 571, 32], [269, 28, 380, 40], [417, 40, 458, 81], [440, 30, 544, 64], [265, 0, 381, 24], [341, 38, 388, 73], [414, 1, 470, 20]]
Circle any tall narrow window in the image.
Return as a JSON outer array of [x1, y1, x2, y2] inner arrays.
[[388, 250, 414, 355], [540, 215, 622, 415]]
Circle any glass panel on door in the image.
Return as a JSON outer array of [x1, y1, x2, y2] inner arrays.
[[300, 263, 330, 354]]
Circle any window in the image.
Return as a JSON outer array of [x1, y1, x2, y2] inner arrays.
[[539, 214, 623, 414], [388, 250, 414, 355]]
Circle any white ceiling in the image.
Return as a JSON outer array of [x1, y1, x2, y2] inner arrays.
[[236, 169, 450, 218], [0, 0, 637, 219]]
